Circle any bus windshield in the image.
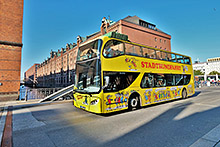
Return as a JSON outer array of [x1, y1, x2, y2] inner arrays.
[[77, 39, 101, 61], [75, 58, 101, 93]]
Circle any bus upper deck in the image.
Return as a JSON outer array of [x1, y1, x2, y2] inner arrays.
[[77, 32, 192, 66]]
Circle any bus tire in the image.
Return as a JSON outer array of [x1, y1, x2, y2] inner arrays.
[[128, 95, 140, 110], [182, 88, 187, 99]]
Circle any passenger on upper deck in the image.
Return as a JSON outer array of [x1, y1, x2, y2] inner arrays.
[[104, 46, 114, 57], [87, 48, 94, 58], [145, 53, 149, 58]]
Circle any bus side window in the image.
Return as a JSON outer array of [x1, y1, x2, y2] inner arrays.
[[156, 51, 161, 60], [184, 57, 191, 64], [125, 43, 142, 56], [141, 74, 154, 88], [155, 74, 166, 87], [166, 53, 171, 61], [183, 75, 191, 85], [165, 74, 175, 86], [142, 47, 157, 59], [161, 52, 168, 61], [176, 55, 185, 63], [133, 45, 142, 56], [175, 74, 184, 85], [170, 54, 177, 62], [103, 40, 124, 57]]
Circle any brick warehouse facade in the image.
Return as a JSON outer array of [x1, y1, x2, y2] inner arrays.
[[29, 15, 171, 88], [24, 64, 39, 87], [0, 0, 24, 101], [36, 44, 77, 88]]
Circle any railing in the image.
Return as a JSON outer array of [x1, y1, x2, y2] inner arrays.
[[39, 84, 74, 103], [19, 87, 73, 101], [194, 81, 220, 88]]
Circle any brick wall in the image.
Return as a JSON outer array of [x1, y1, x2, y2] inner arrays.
[[24, 64, 39, 87], [0, 0, 23, 43], [0, 0, 24, 101]]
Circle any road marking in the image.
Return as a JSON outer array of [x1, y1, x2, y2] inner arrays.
[[194, 103, 219, 108], [1, 106, 13, 147]]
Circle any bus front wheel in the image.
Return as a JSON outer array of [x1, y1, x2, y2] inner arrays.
[[128, 96, 140, 110], [182, 88, 187, 99]]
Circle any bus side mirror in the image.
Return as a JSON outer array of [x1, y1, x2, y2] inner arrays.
[[102, 76, 109, 89], [73, 86, 77, 94]]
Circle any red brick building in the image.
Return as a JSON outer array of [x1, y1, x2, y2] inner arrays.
[[34, 15, 171, 88], [24, 64, 39, 87], [0, 0, 24, 101], [36, 44, 77, 88]]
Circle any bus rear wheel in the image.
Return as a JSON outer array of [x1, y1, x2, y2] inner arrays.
[[128, 96, 139, 110], [182, 89, 187, 99]]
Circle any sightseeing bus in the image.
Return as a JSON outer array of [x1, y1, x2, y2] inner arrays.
[[73, 32, 195, 113]]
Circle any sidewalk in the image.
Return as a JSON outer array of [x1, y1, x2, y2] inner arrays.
[[0, 99, 72, 146]]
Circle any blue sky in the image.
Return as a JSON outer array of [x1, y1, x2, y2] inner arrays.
[[21, 0, 220, 79]]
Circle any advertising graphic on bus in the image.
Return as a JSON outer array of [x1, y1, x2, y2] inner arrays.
[[73, 32, 195, 113]]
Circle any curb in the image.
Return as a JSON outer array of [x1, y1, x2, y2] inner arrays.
[[190, 123, 220, 147], [1, 106, 13, 147], [12, 99, 72, 110]]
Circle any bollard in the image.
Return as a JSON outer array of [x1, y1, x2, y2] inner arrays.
[[25, 89, 28, 101]]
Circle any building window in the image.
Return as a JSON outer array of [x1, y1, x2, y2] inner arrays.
[[164, 40, 166, 44], [139, 20, 156, 30], [155, 38, 157, 42], [160, 39, 162, 43]]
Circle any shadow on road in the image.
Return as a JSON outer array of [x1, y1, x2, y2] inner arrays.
[[101, 102, 220, 147]]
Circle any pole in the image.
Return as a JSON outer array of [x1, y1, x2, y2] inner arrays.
[[25, 89, 28, 101]]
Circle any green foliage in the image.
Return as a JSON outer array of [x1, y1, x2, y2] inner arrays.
[[194, 70, 204, 75], [209, 71, 220, 75]]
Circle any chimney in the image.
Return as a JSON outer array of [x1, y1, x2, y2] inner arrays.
[[66, 43, 70, 51], [77, 35, 82, 48], [101, 17, 110, 35]]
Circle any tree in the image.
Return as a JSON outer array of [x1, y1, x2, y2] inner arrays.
[[209, 71, 220, 75], [194, 70, 204, 75]]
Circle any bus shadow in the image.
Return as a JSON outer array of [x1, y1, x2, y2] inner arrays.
[[101, 102, 220, 147], [190, 91, 201, 98]]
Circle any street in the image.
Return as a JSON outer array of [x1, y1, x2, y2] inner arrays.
[[4, 87, 220, 146]]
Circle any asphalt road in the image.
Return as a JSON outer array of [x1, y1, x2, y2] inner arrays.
[[12, 87, 220, 147]]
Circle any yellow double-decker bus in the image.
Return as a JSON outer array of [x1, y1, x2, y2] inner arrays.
[[73, 32, 195, 113]]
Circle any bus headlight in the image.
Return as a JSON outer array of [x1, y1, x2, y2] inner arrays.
[[91, 99, 99, 105]]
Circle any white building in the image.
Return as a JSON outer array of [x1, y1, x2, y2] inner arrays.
[[193, 57, 220, 81], [206, 57, 220, 75], [193, 62, 206, 74]]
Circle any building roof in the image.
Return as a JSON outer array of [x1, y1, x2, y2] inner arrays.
[[122, 15, 169, 35], [207, 57, 220, 62]]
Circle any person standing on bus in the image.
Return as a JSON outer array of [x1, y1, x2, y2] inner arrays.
[[104, 46, 114, 57]]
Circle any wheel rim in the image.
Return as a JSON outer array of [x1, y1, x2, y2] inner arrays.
[[182, 89, 187, 98], [131, 98, 137, 108]]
